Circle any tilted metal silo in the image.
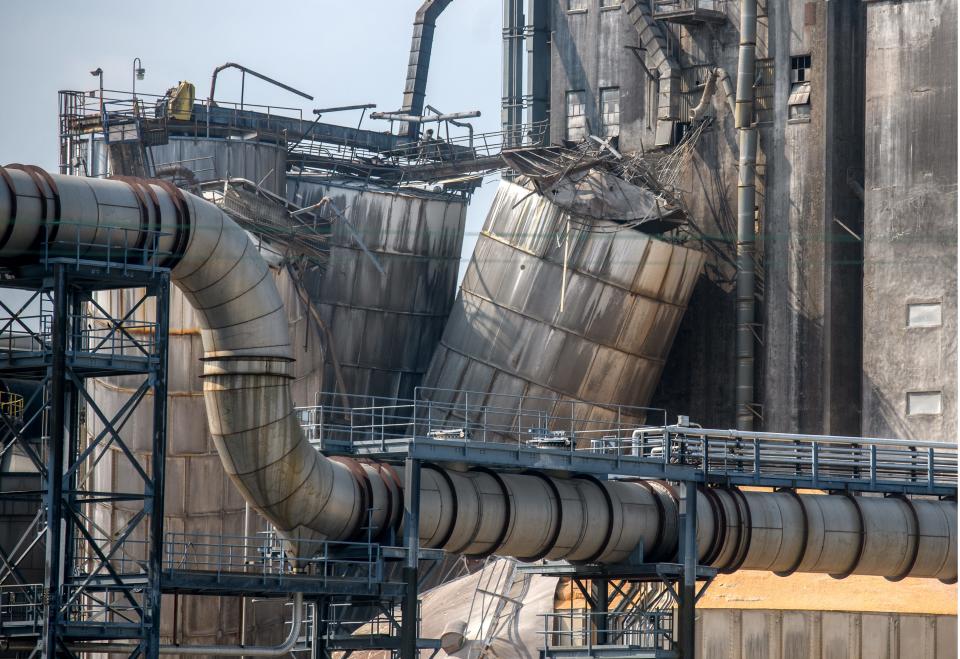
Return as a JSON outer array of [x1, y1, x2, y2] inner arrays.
[[287, 176, 467, 402], [421, 179, 704, 434]]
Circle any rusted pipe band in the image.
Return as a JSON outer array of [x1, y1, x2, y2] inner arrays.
[[700, 486, 726, 567], [154, 178, 192, 268], [628, 479, 666, 560], [422, 463, 458, 548], [465, 466, 512, 559], [8, 164, 61, 252], [464, 467, 512, 559], [722, 486, 753, 574], [0, 167, 19, 251], [329, 457, 373, 539], [522, 470, 564, 561]]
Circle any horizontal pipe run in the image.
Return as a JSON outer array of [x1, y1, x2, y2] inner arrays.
[[0, 165, 954, 582]]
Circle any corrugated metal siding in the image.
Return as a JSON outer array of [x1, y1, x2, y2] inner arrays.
[[698, 609, 957, 659], [149, 137, 287, 196]]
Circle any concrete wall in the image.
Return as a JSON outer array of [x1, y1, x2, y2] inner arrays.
[[697, 609, 957, 659], [549, 0, 653, 150], [544, 0, 870, 435], [862, 0, 958, 441], [760, 0, 866, 436]]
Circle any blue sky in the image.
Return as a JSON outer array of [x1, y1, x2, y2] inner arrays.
[[0, 0, 504, 275]]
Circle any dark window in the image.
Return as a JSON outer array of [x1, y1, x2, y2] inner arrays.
[[789, 54, 812, 120], [790, 55, 811, 83]]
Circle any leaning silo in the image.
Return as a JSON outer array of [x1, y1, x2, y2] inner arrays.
[[287, 176, 467, 402], [421, 180, 704, 433]]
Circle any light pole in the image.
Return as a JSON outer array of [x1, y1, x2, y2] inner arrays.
[[90, 67, 103, 114], [132, 57, 145, 114]]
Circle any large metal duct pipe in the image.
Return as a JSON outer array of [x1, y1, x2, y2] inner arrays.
[[735, 0, 759, 430], [399, 0, 455, 139], [0, 166, 953, 582]]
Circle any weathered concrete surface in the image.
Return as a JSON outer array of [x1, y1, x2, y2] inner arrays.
[[758, 0, 866, 436], [545, 1, 869, 434], [862, 0, 958, 441]]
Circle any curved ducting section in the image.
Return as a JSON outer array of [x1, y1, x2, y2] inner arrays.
[[0, 165, 954, 582]]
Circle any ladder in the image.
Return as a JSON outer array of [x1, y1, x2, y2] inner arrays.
[[465, 557, 525, 659]]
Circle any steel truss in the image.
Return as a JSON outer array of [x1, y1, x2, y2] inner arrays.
[[0, 260, 170, 658]]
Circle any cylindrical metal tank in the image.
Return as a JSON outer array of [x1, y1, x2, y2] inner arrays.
[[150, 137, 287, 196], [421, 180, 705, 432], [287, 176, 467, 402], [89, 135, 288, 197]]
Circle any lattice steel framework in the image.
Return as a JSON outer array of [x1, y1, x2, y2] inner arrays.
[[0, 259, 169, 657]]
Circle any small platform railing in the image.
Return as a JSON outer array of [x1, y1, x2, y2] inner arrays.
[[540, 609, 675, 656], [631, 426, 957, 492], [297, 388, 664, 453]]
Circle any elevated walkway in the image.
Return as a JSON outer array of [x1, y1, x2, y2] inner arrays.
[[298, 389, 958, 497]]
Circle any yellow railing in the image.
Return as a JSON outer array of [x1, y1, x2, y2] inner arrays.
[[0, 391, 24, 420]]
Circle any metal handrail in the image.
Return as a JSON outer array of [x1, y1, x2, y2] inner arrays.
[[539, 609, 674, 652], [296, 390, 958, 492]]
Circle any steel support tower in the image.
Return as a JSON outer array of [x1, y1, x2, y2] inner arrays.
[[0, 259, 170, 657]]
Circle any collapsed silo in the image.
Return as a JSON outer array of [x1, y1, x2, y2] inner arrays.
[[421, 179, 704, 433], [287, 176, 467, 402]]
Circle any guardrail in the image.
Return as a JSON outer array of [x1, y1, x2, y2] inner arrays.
[[632, 426, 957, 491], [539, 609, 674, 654], [296, 390, 958, 494], [0, 584, 43, 636], [297, 388, 664, 453], [162, 532, 385, 588]]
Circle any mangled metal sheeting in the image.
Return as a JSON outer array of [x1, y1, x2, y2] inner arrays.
[[502, 146, 686, 233], [545, 167, 685, 232], [201, 177, 331, 269]]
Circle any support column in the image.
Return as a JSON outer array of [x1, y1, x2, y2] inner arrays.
[[399, 458, 422, 658], [145, 274, 170, 657], [592, 578, 609, 646], [502, 0, 525, 146], [525, 0, 551, 134], [311, 598, 329, 659], [41, 264, 68, 658], [677, 482, 698, 657]]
